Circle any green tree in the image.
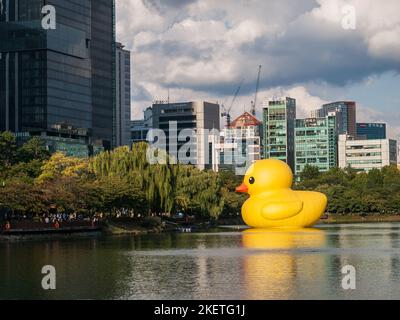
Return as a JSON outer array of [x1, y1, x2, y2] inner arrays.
[[17, 137, 50, 163], [300, 165, 321, 181], [0, 132, 17, 169]]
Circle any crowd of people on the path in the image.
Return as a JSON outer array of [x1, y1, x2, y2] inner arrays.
[[1, 210, 103, 230]]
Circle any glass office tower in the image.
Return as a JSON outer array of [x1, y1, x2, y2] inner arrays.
[[91, 0, 116, 150], [0, 0, 115, 155], [295, 115, 337, 177], [312, 101, 357, 137], [262, 97, 296, 171]]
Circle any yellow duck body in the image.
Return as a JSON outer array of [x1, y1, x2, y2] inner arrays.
[[236, 159, 327, 229]]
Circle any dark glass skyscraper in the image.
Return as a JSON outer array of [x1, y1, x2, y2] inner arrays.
[[0, 0, 115, 155], [312, 101, 357, 137], [357, 123, 387, 140]]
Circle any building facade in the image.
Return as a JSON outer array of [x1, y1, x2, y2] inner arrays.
[[115, 42, 131, 147], [262, 97, 296, 171], [131, 107, 153, 145], [151, 101, 220, 171], [312, 101, 357, 137], [0, 0, 116, 155], [219, 112, 262, 174], [131, 120, 148, 144], [295, 114, 337, 176], [338, 135, 398, 172], [356, 123, 386, 140]]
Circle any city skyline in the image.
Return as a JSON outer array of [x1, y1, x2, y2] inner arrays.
[[116, 0, 400, 141]]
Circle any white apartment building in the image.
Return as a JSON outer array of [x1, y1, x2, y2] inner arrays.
[[338, 134, 398, 172]]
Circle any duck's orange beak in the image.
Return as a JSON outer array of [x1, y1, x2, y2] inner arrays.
[[236, 183, 248, 193]]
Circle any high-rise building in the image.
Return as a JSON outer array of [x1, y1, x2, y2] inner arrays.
[[151, 101, 220, 171], [219, 112, 262, 174], [0, 0, 116, 155], [313, 101, 357, 137], [91, 0, 116, 150], [338, 135, 397, 172], [295, 114, 337, 176], [262, 97, 296, 171], [356, 123, 386, 140], [115, 42, 131, 147]]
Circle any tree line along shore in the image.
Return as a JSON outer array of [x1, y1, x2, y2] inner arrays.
[[1, 132, 400, 229]]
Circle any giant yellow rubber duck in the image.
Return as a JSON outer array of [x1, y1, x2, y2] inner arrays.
[[236, 159, 327, 228]]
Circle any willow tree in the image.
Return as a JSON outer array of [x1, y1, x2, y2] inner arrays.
[[175, 165, 224, 219], [89, 143, 178, 215]]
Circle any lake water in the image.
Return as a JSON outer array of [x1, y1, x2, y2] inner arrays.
[[1, 223, 400, 300]]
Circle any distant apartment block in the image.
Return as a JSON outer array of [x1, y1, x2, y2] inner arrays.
[[151, 101, 220, 171], [312, 101, 357, 137], [262, 97, 296, 171], [115, 42, 131, 147], [131, 120, 148, 144], [295, 114, 337, 176], [131, 107, 153, 144], [219, 112, 262, 174], [357, 123, 386, 140], [338, 135, 397, 172]]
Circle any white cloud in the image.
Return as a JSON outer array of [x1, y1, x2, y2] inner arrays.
[[116, 0, 400, 134]]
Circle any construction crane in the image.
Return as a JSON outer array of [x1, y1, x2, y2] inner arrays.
[[221, 79, 244, 127], [251, 65, 262, 116]]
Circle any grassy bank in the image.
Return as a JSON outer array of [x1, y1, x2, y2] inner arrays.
[[103, 219, 164, 236], [320, 215, 400, 224]]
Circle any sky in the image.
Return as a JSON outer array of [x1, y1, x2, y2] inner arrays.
[[116, 0, 400, 141]]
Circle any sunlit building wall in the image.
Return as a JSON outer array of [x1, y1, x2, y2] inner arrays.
[[295, 114, 337, 176], [338, 135, 398, 172], [262, 97, 296, 171]]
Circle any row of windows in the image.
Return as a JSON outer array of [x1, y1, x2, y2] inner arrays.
[[347, 145, 382, 150], [346, 152, 382, 158], [347, 160, 383, 165], [296, 130, 331, 136], [269, 152, 287, 158], [296, 165, 330, 173], [268, 124, 286, 130], [296, 145, 329, 151], [296, 151, 329, 157], [269, 146, 287, 152], [161, 108, 195, 114], [296, 157, 329, 164]]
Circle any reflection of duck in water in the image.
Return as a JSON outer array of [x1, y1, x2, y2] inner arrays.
[[236, 159, 327, 228], [242, 228, 326, 300]]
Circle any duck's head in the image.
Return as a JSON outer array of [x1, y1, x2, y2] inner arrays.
[[236, 159, 293, 195]]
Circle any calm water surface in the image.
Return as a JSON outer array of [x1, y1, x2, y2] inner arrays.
[[1, 223, 400, 300]]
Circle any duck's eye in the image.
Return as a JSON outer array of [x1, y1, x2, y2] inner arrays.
[[249, 177, 255, 185]]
